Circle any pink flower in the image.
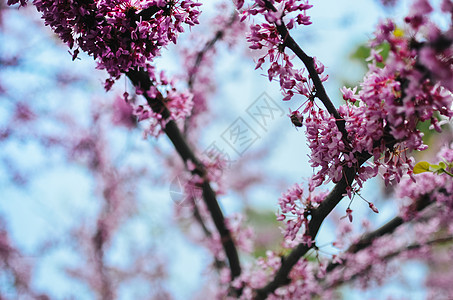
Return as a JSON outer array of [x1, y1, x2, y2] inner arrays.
[[340, 86, 359, 103], [341, 208, 353, 222], [33, 0, 202, 89], [369, 202, 379, 214], [7, 0, 27, 6], [112, 95, 136, 129]]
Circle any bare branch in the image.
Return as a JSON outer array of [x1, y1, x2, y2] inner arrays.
[[188, 12, 238, 88], [185, 12, 238, 133]]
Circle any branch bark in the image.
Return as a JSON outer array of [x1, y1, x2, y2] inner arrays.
[[254, 154, 370, 299], [126, 69, 242, 280]]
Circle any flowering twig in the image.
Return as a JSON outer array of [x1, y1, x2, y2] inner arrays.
[[187, 12, 238, 88], [126, 69, 241, 281], [261, 0, 347, 138], [184, 11, 239, 134], [254, 156, 368, 299], [326, 192, 433, 274], [325, 235, 453, 290]]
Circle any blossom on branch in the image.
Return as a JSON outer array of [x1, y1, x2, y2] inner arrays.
[[26, 0, 201, 88]]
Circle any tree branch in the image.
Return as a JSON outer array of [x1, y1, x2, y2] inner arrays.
[[262, 0, 347, 138], [184, 12, 238, 134], [73, 1, 242, 282], [254, 155, 370, 299], [192, 197, 227, 270], [126, 69, 242, 280], [326, 192, 434, 273], [187, 12, 238, 88], [325, 235, 453, 290]]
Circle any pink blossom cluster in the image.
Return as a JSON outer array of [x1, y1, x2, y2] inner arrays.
[[276, 181, 326, 243], [303, 0, 452, 192], [425, 245, 453, 299], [231, 250, 282, 299], [242, 0, 452, 194], [273, 258, 328, 300], [187, 153, 228, 195], [112, 95, 136, 129], [406, 0, 453, 92], [231, 251, 333, 299], [6, 0, 27, 6], [13, 0, 201, 89], [336, 1, 452, 186], [225, 213, 255, 254], [241, 0, 322, 102], [238, 0, 312, 27], [303, 102, 353, 186]]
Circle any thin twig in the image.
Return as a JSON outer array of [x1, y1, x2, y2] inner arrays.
[[187, 12, 238, 88], [326, 193, 432, 274], [325, 235, 453, 290], [185, 12, 238, 133], [262, 0, 347, 138]]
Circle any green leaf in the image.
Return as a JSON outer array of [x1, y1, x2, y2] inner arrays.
[[413, 161, 431, 174], [429, 164, 444, 174]]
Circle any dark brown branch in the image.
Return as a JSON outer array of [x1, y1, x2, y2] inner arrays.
[[326, 192, 433, 273], [347, 194, 431, 253], [262, 0, 347, 138], [192, 198, 227, 270], [254, 155, 369, 299], [126, 69, 241, 280], [279, 29, 346, 137], [325, 235, 453, 290]]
